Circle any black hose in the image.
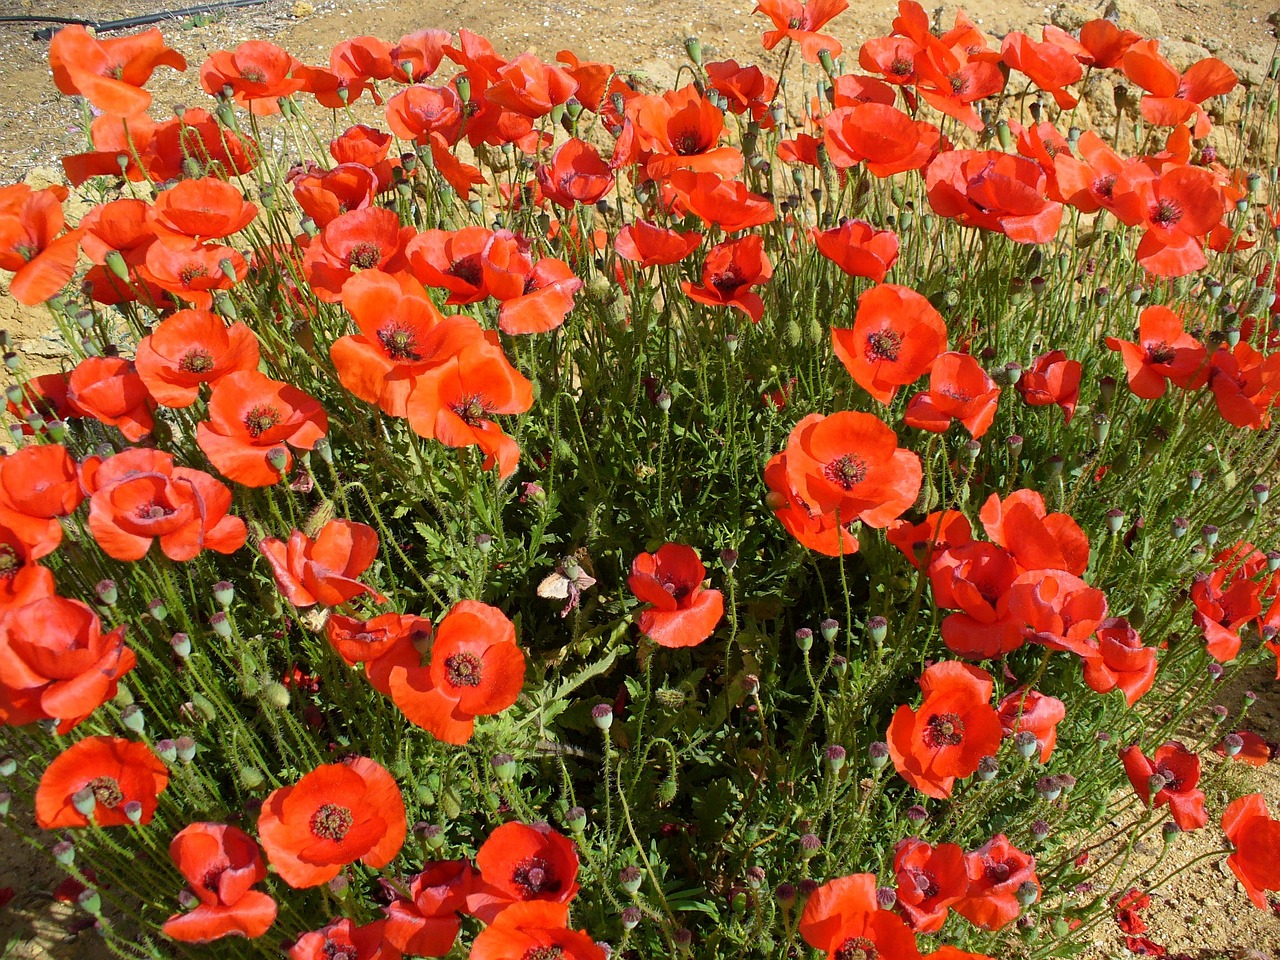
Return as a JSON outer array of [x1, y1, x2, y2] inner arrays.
[[0, 0, 271, 41]]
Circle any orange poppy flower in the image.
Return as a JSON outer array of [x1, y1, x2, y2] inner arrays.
[[150, 178, 258, 246], [141, 241, 248, 309], [1104, 305, 1208, 399], [0, 596, 134, 733], [290, 918, 398, 960], [407, 226, 493, 304], [67, 357, 155, 442], [0, 184, 82, 306], [405, 339, 533, 480], [473, 822, 581, 921], [162, 823, 277, 944], [1207, 341, 1280, 430], [763, 450, 860, 557], [0, 443, 83, 559], [978, 489, 1090, 577], [1110, 164, 1225, 276], [887, 509, 974, 570], [905, 351, 1000, 438], [385, 84, 464, 144], [953, 835, 1037, 930], [481, 232, 584, 335], [1052, 131, 1133, 215], [0, 525, 55, 613], [798, 873, 922, 960], [823, 104, 942, 177], [332, 269, 483, 417], [1120, 741, 1207, 831], [135, 309, 261, 408], [925, 150, 1063, 244], [1014, 350, 1081, 423], [755, 0, 849, 62], [197, 370, 328, 487], [997, 688, 1065, 762], [615, 220, 702, 268], [1190, 568, 1261, 663], [1221, 793, 1280, 910], [383, 859, 474, 955], [390, 29, 452, 82], [833, 283, 948, 404], [200, 41, 308, 114], [83, 448, 246, 563], [302, 207, 416, 303], [859, 34, 923, 86], [486, 53, 579, 119], [258, 756, 406, 888], [663, 171, 776, 232], [1008, 569, 1107, 655], [1121, 40, 1236, 137], [1078, 617, 1157, 706], [887, 660, 1002, 799], [706, 60, 777, 123], [811, 219, 899, 282], [1075, 18, 1142, 67], [77, 198, 168, 306], [536, 139, 615, 208], [929, 542, 1025, 659], [628, 85, 743, 180], [914, 43, 1006, 131], [330, 124, 396, 183], [365, 600, 525, 744], [628, 544, 724, 648], [681, 235, 773, 323], [555, 50, 615, 111], [470, 902, 604, 960], [35, 736, 166, 829], [1001, 31, 1084, 108], [893, 839, 968, 933], [49, 25, 186, 116], [260, 519, 386, 609], [325, 612, 432, 666], [295, 164, 383, 228]]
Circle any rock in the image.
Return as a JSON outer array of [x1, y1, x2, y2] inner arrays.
[[1081, 73, 1120, 122], [292, 0, 315, 17], [1050, 1, 1101, 31], [1158, 39, 1211, 71], [1103, 0, 1163, 38]]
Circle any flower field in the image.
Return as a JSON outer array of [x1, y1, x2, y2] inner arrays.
[[1, 1, 1280, 957]]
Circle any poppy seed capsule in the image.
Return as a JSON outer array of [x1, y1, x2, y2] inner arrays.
[[209, 612, 232, 639], [564, 806, 587, 833], [71, 787, 96, 817], [120, 704, 145, 734], [52, 841, 74, 866], [1035, 776, 1062, 801], [867, 616, 888, 643], [1171, 516, 1189, 538], [148, 598, 167, 622], [1031, 819, 1050, 842], [825, 745, 846, 774], [0, 756, 13, 777], [1201, 525, 1219, 547], [77, 889, 102, 916], [795, 627, 813, 652], [745, 866, 766, 889], [621, 907, 641, 930], [123, 800, 143, 824], [1161, 821, 1180, 842], [868, 741, 890, 768], [1016, 881, 1039, 907], [977, 755, 999, 781], [95, 580, 118, 606], [775, 883, 797, 906], [619, 866, 643, 894], [1253, 483, 1270, 504], [1106, 509, 1125, 534], [213, 581, 235, 607], [1015, 732, 1040, 759], [491, 753, 517, 781], [906, 804, 928, 822], [831, 655, 848, 678], [591, 703, 614, 730]]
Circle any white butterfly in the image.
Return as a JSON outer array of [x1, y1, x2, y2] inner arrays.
[[537, 550, 596, 617]]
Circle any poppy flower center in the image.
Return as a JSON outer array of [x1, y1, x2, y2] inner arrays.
[[823, 454, 867, 490], [1092, 174, 1117, 199], [949, 74, 968, 94], [908, 867, 939, 900], [1154, 763, 1181, 791], [511, 856, 561, 897], [864, 329, 903, 363], [835, 936, 879, 960], [925, 711, 965, 747], [14, 243, 37, 262], [1146, 341, 1176, 365], [889, 57, 913, 77], [310, 802, 355, 841], [136, 499, 176, 520], [710, 267, 745, 294], [0, 545, 17, 576], [179, 348, 216, 373], [241, 69, 267, 84], [179, 263, 210, 285], [377, 324, 422, 362], [86, 775, 125, 808], [938, 386, 972, 403], [244, 404, 283, 437], [450, 394, 489, 425], [982, 856, 1012, 882], [1150, 199, 1183, 228], [1041, 139, 1058, 157], [672, 130, 704, 156], [660, 575, 693, 602], [449, 254, 483, 286], [522, 948, 564, 960], [445, 651, 483, 687], [346, 242, 382, 270]]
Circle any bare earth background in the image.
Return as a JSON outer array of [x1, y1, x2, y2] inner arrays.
[[0, 0, 1279, 956]]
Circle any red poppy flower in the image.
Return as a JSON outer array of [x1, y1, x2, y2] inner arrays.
[[1104, 305, 1208, 399], [0, 443, 83, 559], [929, 542, 1025, 659], [914, 46, 1006, 132], [481, 233, 584, 335], [811, 219, 899, 282], [83, 448, 246, 563], [332, 269, 483, 417], [953, 835, 1037, 930], [1120, 741, 1207, 831], [706, 60, 777, 122], [0, 596, 134, 733], [196, 370, 328, 487], [798, 872, 922, 960], [302, 207, 416, 303], [925, 150, 1064, 244], [5, 373, 77, 437], [888, 510, 974, 570], [663, 171, 776, 232], [150, 178, 257, 247], [162, 823, 277, 943], [628, 85, 742, 180], [1222, 793, 1280, 909], [555, 50, 615, 110], [1052, 131, 1136, 215], [472, 822, 581, 922], [1190, 569, 1261, 663], [134, 309, 261, 408], [326, 613, 433, 666], [763, 450, 860, 557], [391, 29, 451, 82], [386, 84, 463, 146], [1009, 569, 1107, 656], [681, 235, 773, 322], [383, 859, 475, 955], [66, 357, 155, 443], [141, 241, 248, 309], [0, 183, 84, 307], [1121, 40, 1236, 137], [1076, 18, 1142, 68], [859, 33, 923, 86], [755, 0, 849, 62], [470, 902, 605, 960], [823, 104, 942, 178], [893, 838, 968, 933], [1001, 31, 1085, 108], [1015, 350, 1081, 424], [289, 918, 399, 960], [997, 688, 1065, 763], [979, 490, 1090, 577], [49, 25, 186, 115], [35, 736, 167, 829], [330, 34, 394, 85], [536, 139, 615, 208], [486, 52, 578, 119], [0, 525, 55, 613], [330, 123, 396, 177], [260, 519, 386, 609], [404, 339, 533, 480], [833, 283, 948, 404], [1111, 163, 1226, 277], [905, 352, 1000, 438], [366, 600, 524, 744], [407, 226, 493, 304], [887, 661, 1002, 799], [1207, 341, 1280, 429], [615, 220, 702, 268], [68, 109, 257, 188], [628, 544, 724, 648], [1214, 730, 1274, 767], [258, 756, 405, 888], [1077, 617, 1158, 706], [200, 41, 308, 114], [293, 164, 380, 229]]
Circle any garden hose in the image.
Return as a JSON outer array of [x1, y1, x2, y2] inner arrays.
[[0, 0, 270, 41]]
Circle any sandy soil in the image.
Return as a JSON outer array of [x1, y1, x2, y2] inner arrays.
[[1, 0, 1279, 956]]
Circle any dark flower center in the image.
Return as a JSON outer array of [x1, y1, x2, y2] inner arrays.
[[909, 867, 939, 900], [672, 130, 704, 156], [241, 69, 266, 84], [87, 776, 125, 808], [710, 267, 744, 294], [1146, 341, 1176, 365], [938, 386, 972, 403], [0, 545, 18, 577], [925, 711, 965, 747], [982, 856, 1012, 883], [179, 263, 210, 285], [835, 937, 879, 960], [244, 404, 282, 438], [1150, 199, 1183, 227], [523, 948, 564, 960], [445, 652, 483, 687], [179, 348, 216, 374], [136, 500, 175, 520], [950, 74, 968, 94], [1092, 174, 1117, 199], [1154, 762, 1182, 791], [512, 856, 561, 898], [346, 241, 382, 270], [449, 254, 483, 286], [823, 454, 867, 490], [864, 329, 903, 363], [310, 803, 354, 841], [889, 57, 913, 77], [377, 324, 421, 362], [450, 394, 488, 425]]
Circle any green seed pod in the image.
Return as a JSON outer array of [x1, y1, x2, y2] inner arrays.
[[239, 766, 265, 790], [784, 319, 803, 346]]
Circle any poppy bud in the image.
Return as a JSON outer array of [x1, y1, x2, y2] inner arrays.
[[263, 682, 290, 709], [239, 766, 265, 789], [825, 744, 846, 774], [906, 804, 928, 822], [1092, 413, 1110, 445], [620, 865, 643, 894], [491, 753, 518, 782], [0, 756, 14, 777], [794, 627, 813, 652], [621, 907, 641, 930], [1016, 881, 1039, 907], [564, 806, 587, 834], [71, 786, 97, 817], [148, 598, 167, 622], [868, 741, 889, 768], [103, 249, 129, 283], [592, 703, 614, 730], [977, 755, 999, 781], [996, 119, 1013, 151]]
